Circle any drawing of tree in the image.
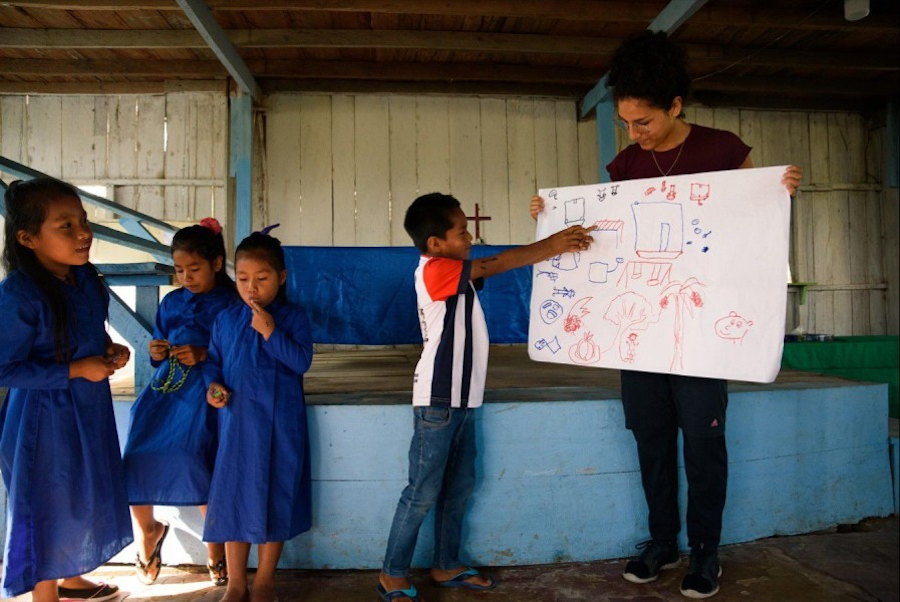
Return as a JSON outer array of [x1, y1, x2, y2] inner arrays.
[[602, 292, 654, 359], [659, 277, 706, 371]]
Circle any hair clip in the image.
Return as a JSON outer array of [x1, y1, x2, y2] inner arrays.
[[255, 223, 281, 236], [199, 217, 222, 235]]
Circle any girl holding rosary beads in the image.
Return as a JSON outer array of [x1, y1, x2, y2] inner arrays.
[[122, 218, 239, 587]]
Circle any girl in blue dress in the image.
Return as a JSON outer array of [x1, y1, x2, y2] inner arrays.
[[122, 218, 239, 586], [0, 178, 132, 601], [203, 227, 313, 602]]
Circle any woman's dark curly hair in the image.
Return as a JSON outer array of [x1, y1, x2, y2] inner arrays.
[[606, 30, 691, 112]]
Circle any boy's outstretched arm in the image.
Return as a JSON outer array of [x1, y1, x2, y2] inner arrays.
[[471, 224, 593, 280]]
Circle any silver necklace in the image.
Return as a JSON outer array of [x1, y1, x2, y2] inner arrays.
[[651, 135, 687, 177]]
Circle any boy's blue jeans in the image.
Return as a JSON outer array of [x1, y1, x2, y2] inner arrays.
[[382, 405, 477, 577]]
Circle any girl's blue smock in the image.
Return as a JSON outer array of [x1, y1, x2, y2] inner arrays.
[[0, 266, 132, 598], [201, 298, 314, 543], [122, 285, 239, 505]]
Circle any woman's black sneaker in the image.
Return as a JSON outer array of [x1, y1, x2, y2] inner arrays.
[[680, 543, 722, 598], [623, 539, 681, 583]]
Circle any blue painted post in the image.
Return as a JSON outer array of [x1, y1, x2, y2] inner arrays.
[[596, 97, 617, 184], [230, 92, 253, 244]]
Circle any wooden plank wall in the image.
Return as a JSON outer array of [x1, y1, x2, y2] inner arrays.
[[262, 94, 598, 247], [2, 92, 895, 337], [682, 106, 895, 336], [0, 92, 227, 227]]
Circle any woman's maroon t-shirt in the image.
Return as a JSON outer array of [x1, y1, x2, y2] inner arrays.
[[606, 123, 752, 182]]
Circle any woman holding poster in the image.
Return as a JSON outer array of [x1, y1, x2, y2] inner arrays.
[[533, 31, 802, 600], [607, 31, 801, 600]]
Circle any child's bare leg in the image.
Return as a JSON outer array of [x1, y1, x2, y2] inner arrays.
[[131, 505, 166, 580], [221, 541, 251, 602], [199, 506, 226, 578], [31, 579, 59, 602], [250, 542, 283, 602]]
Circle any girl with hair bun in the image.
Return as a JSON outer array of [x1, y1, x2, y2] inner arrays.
[[122, 217, 239, 587]]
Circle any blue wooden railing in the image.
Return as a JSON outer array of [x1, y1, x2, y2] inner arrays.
[[0, 155, 177, 391]]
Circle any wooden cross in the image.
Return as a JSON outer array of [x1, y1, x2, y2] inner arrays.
[[466, 203, 492, 242]]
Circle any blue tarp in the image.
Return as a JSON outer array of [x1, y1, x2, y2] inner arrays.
[[284, 246, 531, 345]]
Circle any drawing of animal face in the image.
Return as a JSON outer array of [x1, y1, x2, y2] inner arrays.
[[715, 311, 753, 341], [540, 300, 564, 324]]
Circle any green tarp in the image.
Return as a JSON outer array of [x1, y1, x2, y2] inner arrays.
[[782, 335, 899, 418]]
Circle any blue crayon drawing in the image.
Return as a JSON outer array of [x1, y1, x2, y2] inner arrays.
[[632, 202, 684, 260]]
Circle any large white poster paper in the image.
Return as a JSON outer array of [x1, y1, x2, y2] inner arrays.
[[529, 166, 791, 383]]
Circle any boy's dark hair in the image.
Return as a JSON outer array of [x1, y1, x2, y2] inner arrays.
[[171, 224, 236, 291], [403, 193, 461, 254], [235, 230, 287, 299], [606, 30, 691, 112], [2, 178, 98, 360]]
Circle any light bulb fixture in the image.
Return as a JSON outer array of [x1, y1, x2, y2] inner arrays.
[[844, 0, 870, 21]]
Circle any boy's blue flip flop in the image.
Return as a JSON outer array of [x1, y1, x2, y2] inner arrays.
[[432, 568, 498, 590], [376, 583, 421, 601]]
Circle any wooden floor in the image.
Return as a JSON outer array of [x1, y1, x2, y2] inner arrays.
[[109, 344, 867, 404], [302, 345, 862, 405]]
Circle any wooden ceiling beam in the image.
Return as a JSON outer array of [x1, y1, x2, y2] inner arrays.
[[0, 57, 597, 83], [0, 80, 226, 94], [248, 59, 598, 84], [0, 81, 169, 94], [0, 28, 620, 55], [261, 78, 588, 98], [0, 58, 226, 76], [0, 28, 203, 48], [692, 91, 880, 113], [693, 75, 899, 97], [3, 57, 894, 98], [4, 1, 895, 32], [0, 0, 663, 21], [1, 28, 894, 72], [687, 45, 897, 72]]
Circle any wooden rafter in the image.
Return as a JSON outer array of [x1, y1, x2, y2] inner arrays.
[[2, 1, 896, 32], [1, 57, 894, 98], [0, 28, 895, 73], [176, 0, 261, 100], [0, 58, 226, 76]]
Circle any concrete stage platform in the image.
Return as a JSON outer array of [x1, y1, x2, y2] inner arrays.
[[2, 346, 896, 575], [96, 346, 897, 571]]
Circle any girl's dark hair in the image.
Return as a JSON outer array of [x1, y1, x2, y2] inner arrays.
[[606, 30, 691, 111], [403, 192, 461, 253], [171, 223, 236, 291], [235, 230, 287, 299], [3, 178, 96, 361]]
